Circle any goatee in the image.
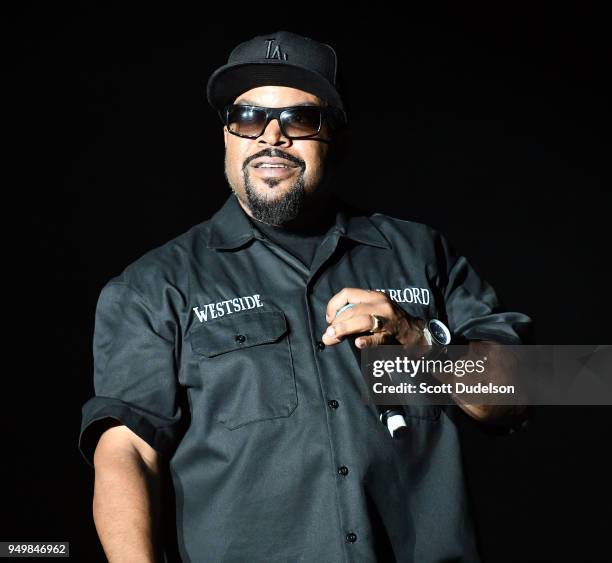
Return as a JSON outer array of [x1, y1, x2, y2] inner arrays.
[[242, 171, 307, 226]]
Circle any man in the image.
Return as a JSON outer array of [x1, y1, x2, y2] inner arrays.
[[79, 31, 532, 562]]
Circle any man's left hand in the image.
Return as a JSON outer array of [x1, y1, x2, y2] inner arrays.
[[322, 287, 427, 349]]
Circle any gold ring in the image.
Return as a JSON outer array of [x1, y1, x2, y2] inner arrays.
[[369, 314, 386, 334]]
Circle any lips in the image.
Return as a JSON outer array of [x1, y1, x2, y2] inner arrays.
[[249, 157, 300, 180], [251, 157, 299, 169]]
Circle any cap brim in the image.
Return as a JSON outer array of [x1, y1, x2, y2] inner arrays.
[[206, 61, 344, 114]]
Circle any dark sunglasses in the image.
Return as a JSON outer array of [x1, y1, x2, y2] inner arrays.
[[222, 104, 346, 140]]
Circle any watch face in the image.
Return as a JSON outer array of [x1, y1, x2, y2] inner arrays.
[[428, 319, 451, 345]]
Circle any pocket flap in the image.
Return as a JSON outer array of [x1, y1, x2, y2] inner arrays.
[[189, 310, 288, 357]]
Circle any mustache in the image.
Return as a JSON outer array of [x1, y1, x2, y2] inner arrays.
[[242, 148, 305, 170]]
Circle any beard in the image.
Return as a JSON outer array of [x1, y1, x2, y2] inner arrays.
[[241, 170, 307, 225], [224, 146, 332, 227]]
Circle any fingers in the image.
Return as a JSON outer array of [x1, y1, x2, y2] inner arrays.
[[355, 332, 388, 349], [325, 288, 385, 323], [334, 303, 356, 319], [322, 312, 380, 345], [323, 288, 416, 347]]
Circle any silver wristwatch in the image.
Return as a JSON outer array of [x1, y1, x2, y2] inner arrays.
[[422, 319, 451, 358]]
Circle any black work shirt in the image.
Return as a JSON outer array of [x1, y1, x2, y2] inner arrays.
[[79, 192, 532, 562]]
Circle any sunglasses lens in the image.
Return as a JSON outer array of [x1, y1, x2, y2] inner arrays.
[[282, 107, 321, 138], [227, 106, 267, 137]]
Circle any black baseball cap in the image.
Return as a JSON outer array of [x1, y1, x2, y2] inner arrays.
[[206, 31, 345, 115]]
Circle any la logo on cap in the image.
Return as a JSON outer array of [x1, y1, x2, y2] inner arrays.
[[265, 39, 288, 60]]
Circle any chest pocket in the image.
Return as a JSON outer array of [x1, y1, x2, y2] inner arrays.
[[189, 310, 297, 430]]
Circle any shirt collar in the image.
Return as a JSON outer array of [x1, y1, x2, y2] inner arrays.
[[203, 193, 392, 251]]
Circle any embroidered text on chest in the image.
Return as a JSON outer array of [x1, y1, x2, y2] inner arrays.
[[374, 287, 431, 305], [193, 294, 263, 323]]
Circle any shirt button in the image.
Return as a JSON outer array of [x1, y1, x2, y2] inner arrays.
[[316, 340, 326, 350], [328, 399, 339, 409], [338, 465, 349, 476], [346, 532, 357, 543], [235, 334, 246, 344]]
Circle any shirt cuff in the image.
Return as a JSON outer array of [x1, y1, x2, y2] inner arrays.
[[78, 396, 182, 468]]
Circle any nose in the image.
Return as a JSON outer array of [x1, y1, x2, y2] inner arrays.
[[258, 118, 292, 147]]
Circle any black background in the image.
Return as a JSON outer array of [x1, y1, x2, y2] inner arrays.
[[5, 3, 611, 562]]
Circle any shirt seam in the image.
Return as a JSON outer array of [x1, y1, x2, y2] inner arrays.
[[105, 281, 174, 345]]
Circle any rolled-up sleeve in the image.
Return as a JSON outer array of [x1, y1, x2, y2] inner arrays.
[[78, 281, 184, 467], [435, 231, 534, 344]]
